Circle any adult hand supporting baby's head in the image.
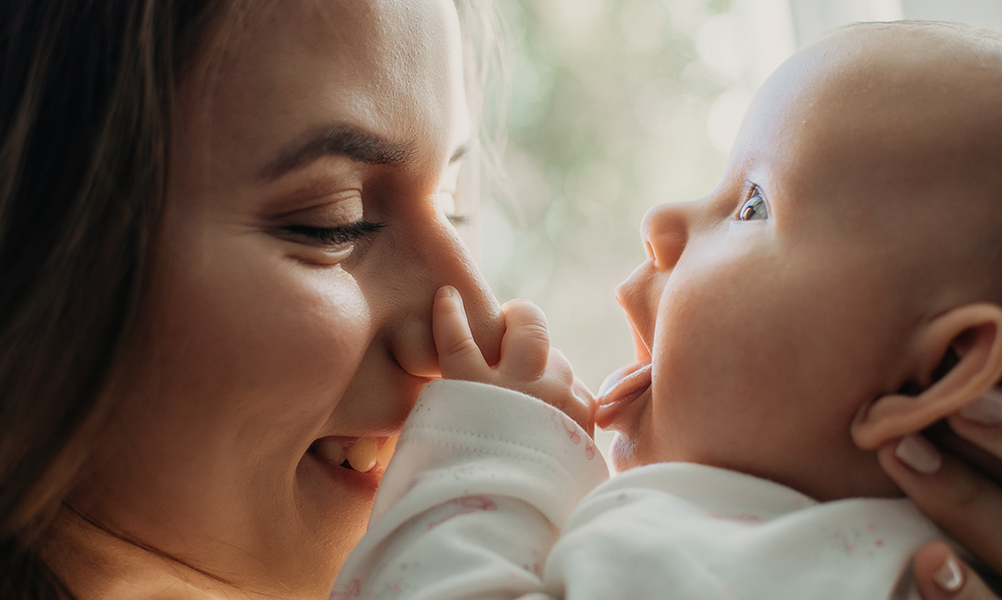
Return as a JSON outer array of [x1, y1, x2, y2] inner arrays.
[[914, 542, 1001, 600], [877, 392, 1002, 598], [433, 286, 595, 436], [879, 415, 1002, 568]]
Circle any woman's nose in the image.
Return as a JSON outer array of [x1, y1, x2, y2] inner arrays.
[[386, 214, 504, 378], [640, 201, 690, 271]]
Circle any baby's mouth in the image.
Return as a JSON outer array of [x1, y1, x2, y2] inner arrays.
[[309, 436, 398, 473], [594, 315, 654, 429], [598, 361, 646, 397], [595, 361, 653, 428]]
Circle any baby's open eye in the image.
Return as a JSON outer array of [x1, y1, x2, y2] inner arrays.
[[737, 187, 768, 221]]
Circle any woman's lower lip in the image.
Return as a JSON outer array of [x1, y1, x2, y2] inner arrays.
[[595, 363, 652, 429]]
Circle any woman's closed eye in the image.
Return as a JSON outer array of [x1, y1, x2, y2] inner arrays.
[[277, 220, 386, 265], [283, 220, 386, 247], [737, 186, 769, 221]]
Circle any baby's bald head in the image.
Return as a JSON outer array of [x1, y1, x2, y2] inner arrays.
[[611, 20, 1002, 501], [737, 21, 1002, 310]]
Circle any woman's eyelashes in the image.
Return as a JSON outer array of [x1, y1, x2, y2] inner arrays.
[[737, 186, 769, 221], [282, 220, 386, 248]]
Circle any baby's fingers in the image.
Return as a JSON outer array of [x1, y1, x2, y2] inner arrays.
[[557, 362, 596, 436], [433, 286, 490, 381], [498, 299, 550, 381]]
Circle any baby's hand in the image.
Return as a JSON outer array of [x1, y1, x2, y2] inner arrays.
[[433, 286, 595, 436]]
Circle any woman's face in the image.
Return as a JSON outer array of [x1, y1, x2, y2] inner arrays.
[[70, 0, 502, 596]]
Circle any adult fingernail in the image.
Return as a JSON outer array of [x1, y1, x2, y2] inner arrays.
[[436, 286, 456, 300], [934, 554, 963, 592], [959, 389, 1002, 425], [895, 434, 942, 474]]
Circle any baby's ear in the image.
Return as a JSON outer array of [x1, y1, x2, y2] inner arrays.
[[852, 303, 1002, 450]]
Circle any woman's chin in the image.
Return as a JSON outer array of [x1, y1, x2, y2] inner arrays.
[[293, 451, 382, 576], [298, 449, 381, 516]]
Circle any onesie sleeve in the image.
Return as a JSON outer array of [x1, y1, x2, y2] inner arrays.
[[332, 379, 610, 600]]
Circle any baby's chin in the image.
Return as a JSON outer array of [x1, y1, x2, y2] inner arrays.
[[608, 432, 659, 473]]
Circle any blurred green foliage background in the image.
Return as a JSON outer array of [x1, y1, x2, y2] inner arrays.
[[478, 0, 1002, 455], [483, 0, 738, 406]]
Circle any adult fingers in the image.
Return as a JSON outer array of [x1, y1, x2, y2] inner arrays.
[[948, 390, 1002, 465], [498, 299, 550, 381], [914, 542, 1000, 600], [878, 438, 1002, 573], [433, 286, 489, 381]]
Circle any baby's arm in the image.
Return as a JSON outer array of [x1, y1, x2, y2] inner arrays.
[[433, 285, 595, 435], [331, 288, 608, 600]]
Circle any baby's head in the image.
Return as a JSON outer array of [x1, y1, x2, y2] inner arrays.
[[597, 21, 1002, 501]]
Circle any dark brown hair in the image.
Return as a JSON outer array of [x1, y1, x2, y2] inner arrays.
[[0, 1, 506, 597], [0, 1, 224, 597]]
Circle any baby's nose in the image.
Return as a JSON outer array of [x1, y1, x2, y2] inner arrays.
[[640, 202, 688, 270]]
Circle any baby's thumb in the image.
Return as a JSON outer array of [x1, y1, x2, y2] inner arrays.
[[433, 286, 489, 380]]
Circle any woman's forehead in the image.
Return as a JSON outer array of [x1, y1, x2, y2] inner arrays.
[[175, 0, 468, 190]]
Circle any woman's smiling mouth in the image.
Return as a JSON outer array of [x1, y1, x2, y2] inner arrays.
[[309, 436, 399, 472]]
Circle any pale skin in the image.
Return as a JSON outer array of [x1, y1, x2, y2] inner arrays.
[[433, 22, 1002, 600], [41, 1, 504, 599], [29, 5, 1002, 599]]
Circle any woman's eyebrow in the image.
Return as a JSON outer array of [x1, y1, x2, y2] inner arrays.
[[260, 124, 416, 180]]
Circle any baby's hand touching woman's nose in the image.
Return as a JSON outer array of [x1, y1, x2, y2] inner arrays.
[[432, 286, 596, 436]]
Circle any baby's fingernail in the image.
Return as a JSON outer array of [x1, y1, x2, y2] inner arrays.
[[895, 434, 942, 474], [959, 389, 1002, 425], [436, 286, 456, 300], [933, 554, 963, 592]]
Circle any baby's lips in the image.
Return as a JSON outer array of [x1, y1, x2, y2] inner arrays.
[[598, 361, 645, 398], [595, 362, 653, 429]]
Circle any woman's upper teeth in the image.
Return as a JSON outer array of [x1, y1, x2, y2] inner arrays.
[[312, 436, 398, 472], [346, 438, 378, 472], [313, 437, 347, 465]]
